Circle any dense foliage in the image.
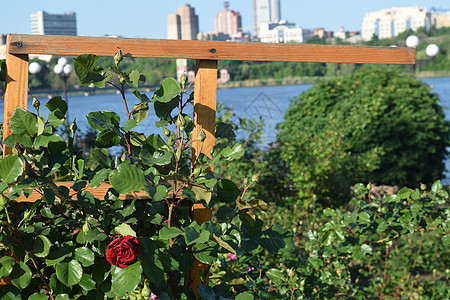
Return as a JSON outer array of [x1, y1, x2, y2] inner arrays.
[[276, 67, 450, 204], [0, 52, 292, 299]]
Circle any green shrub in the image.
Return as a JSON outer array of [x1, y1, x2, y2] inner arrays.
[[276, 67, 450, 205]]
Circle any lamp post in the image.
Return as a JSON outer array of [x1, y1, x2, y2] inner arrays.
[[406, 35, 440, 74], [54, 57, 73, 130]]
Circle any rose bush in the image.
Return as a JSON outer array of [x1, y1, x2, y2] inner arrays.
[[0, 51, 292, 299], [106, 235, 140, 268]]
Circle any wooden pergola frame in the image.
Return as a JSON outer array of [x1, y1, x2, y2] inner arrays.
[[1, 33, 415, 293]]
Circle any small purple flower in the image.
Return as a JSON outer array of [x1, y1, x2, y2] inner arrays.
[[149, 293, 158, 300], [247, 266, 252, 272], [228, 253, 237, 261]]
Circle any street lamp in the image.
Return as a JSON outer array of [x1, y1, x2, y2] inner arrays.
[[54, 57, 73, 129], [29, 62, 42, 76], [406, 35, 440, 74]]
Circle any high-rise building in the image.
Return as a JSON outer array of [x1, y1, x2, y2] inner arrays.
[[253, 0, 281, 35], [215, 2, 242, 35], [361, 6, 431, 41], [430, 8, 450, 29], [30, 10, 77, 36], [167, 4, 199, 40]]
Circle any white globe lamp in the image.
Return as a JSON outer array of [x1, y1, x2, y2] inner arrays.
[[28, 62, 42, 75], [406, 35, 420, 48], [54, 64, 63, 74], [425, 44, 439, 57]]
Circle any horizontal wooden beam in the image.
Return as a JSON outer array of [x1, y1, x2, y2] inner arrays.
[[7, 34, 415, 65]]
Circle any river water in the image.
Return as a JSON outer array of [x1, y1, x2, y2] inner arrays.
[[2, 76, 450, 181]]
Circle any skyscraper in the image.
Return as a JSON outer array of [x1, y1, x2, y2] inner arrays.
[[215, 2, 242, 35], [167, 4, 199, 40], [30, 10, 77, 36], [253, 0, 281, 35]]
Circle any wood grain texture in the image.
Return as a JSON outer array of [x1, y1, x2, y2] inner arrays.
[[192, 60, 218, 159], [3, 37, 29, 154], [7, 34, 415, 64]]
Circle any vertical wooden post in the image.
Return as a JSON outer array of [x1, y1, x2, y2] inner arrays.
[[3, 35, 29, 155], [189, 59, 217, 295], [192, 59, 218, 159]]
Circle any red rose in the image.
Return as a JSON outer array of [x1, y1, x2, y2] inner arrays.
[[106, 235, 140, 268]]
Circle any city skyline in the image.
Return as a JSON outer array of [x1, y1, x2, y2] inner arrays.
[[1, 1, 449, 39]]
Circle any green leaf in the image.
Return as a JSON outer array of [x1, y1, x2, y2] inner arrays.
[[46, 248, 73, 266], [0, 256, 15, 278], [89, 168, 111, 188], [190, 184, 212, 204], [309, 255, 323, 269], [3, 134, 33, 148], [78, 273, 96, 291], [237, 199, 269, 211], [122, 119, 138, 131], [74, 54, 111, 88], [32, 235, 52, 258], [0, 155, 23, 184], [184, 226, 210, 246], [377, 223, 388, 233], [323, 208, 336, 217], [153, 185, 168, 201], [34, 133, 64, 148], [217, 179, 240, 203], [109, 163, 145, 194], [121, 200, 136, 217], [90, 149, 111, 168], [259, 225, 294, 254], [153, 78, 182, 103], [196, 284, 216, 300], [75, 228, 107, 244], [193, 242, 220, 264], [47, 111, 66, 128], [320, 230, 335, 247], [443, 234, 450, 246], [110, 262, 142, 297], [9, 108, 38, 137], [236, 293, 254, 300], [45, 96, 67, 115], [132, 102, 149, 123], [55, 295, 70, 300], [0, 285, 21, 299], [115, 223, 137, 237], [216, 205, 237, 222], [221, 143, 245, 160], [139, 251, 164, 286], [133, 90, 150, 103], [10, 261, 32, 290], [86, 111, 120, 131], [431, 180, 443, 194], [28, 293, 49, 300], [358, 211, 371, 223], [215, 122, 236, 140], [266, 268, 284, 284], [397, 187, 411, 199], [127, 70, 141, 88], [95, 130, 120, 148], [159, 227, 183, 239], [56, 260, 83, 287], [154, 96, 180, 120], [74, 247, 95, 267]]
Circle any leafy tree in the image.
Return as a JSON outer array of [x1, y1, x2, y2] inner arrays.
[[276, 67, 450, 205]]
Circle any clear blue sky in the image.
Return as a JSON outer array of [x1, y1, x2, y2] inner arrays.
[[1, 0, 449, 38]]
